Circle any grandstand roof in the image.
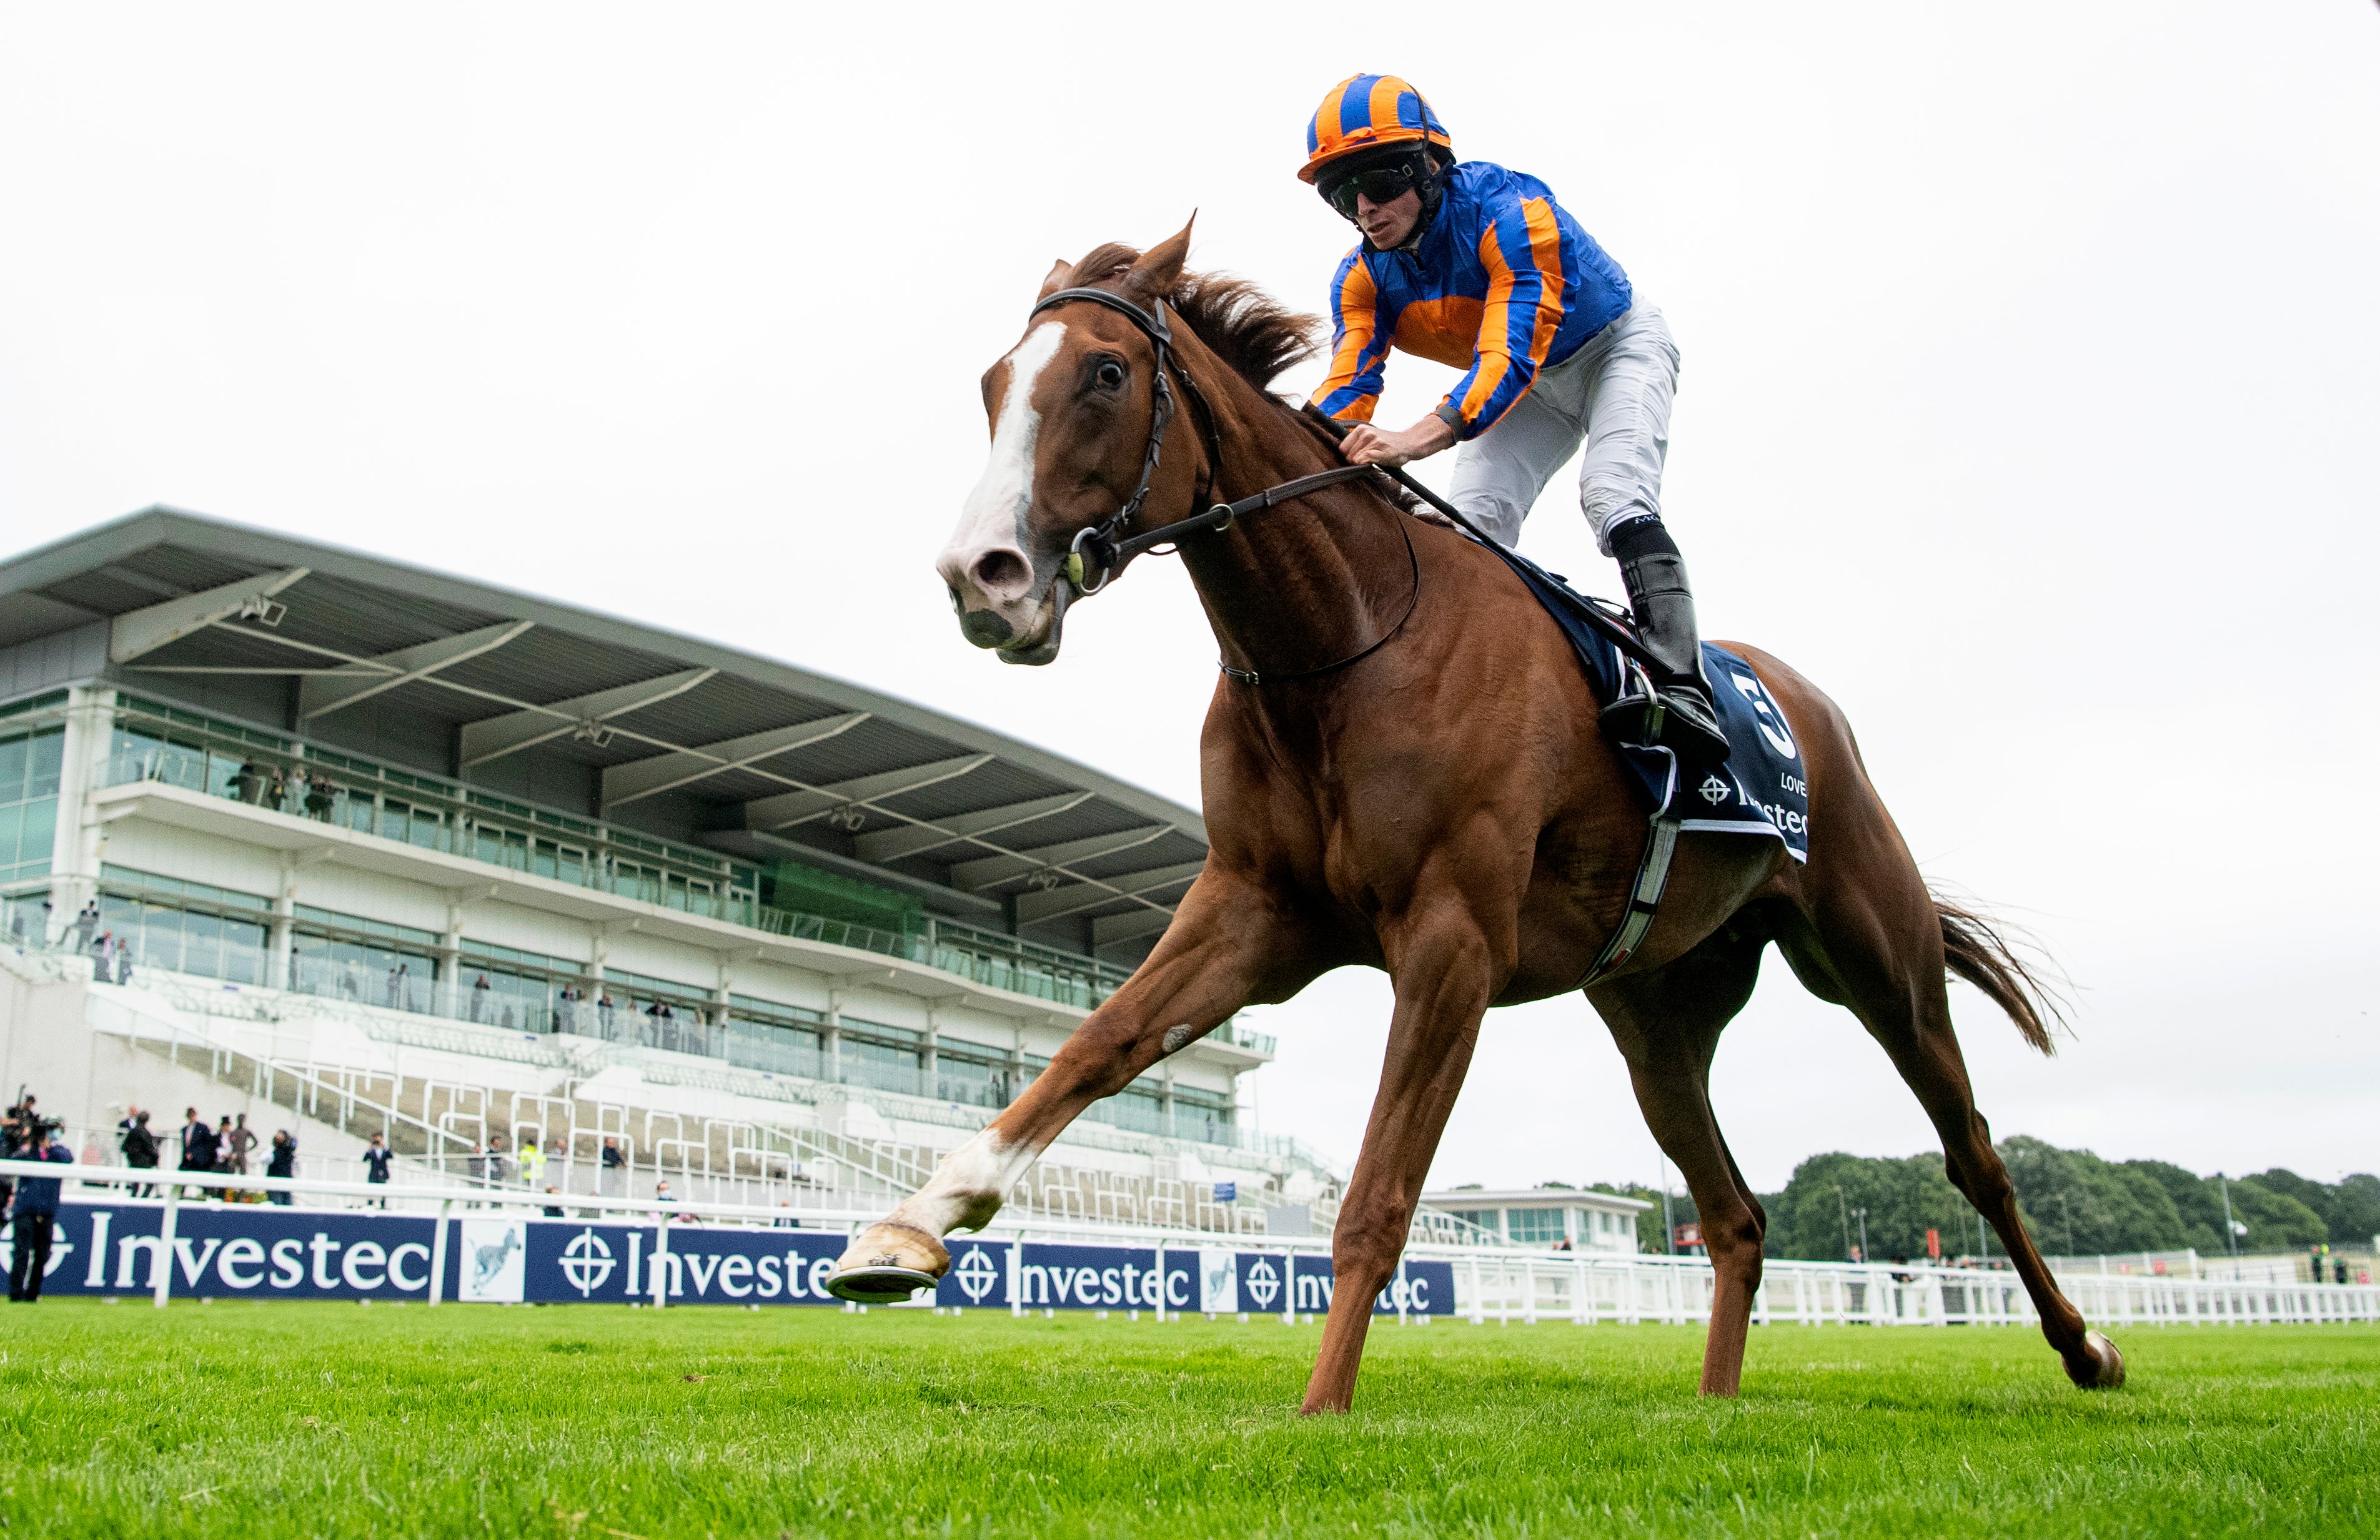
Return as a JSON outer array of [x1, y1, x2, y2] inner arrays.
[[0, 507, 1208, 960]]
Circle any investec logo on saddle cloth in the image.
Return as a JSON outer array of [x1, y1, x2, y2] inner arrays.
[[1484, 544, 1812, 862]]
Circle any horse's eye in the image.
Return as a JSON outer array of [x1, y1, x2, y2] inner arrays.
[[1094, 360, 1126, 390]]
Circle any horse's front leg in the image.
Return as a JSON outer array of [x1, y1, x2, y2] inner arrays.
[[1301, 904, 1504, 1413], [825, 869, 1321, 1301]]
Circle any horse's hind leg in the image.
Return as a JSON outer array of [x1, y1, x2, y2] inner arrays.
[[1590, 926, 1770, 1396], [1775, 891, 2123, 1389]]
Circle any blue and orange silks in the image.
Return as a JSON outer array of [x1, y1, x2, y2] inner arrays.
[[1313, 161, 1634, 441]]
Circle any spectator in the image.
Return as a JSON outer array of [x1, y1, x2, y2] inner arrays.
[[386, 962, 410, 1010], [773, 1199, 800, 1230], [7, 1121, 72, 1302], [471, 974, 491, 1022], [0, 1100, 20, 1215], [597, 992, 616, 1037], [113, 936, 134, 986], [600, 1137, 626, 1198], [304, 771, 337, 821], [519, 1134, 545, 1190], [542, 1186, 565, 1218], [209, 1115, 236, 1197], [265, 1130, 296, 1205], [484, 1132, 508, 1187], [362, 1132, 393, 1207], [655, 1179, 678, 1219], [74, 902, 99, 950], [119, 1110, 159, 1196], [179, 1107, 217, 1196], [264, 764, 286, 811], [233, 758, 262, 803], [226, 1113, 257, 1177]]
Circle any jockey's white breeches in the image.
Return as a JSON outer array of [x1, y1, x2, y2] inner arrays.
[[1447, 304, 1678, 555]]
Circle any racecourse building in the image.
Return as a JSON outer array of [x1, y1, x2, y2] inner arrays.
[[0, 508, 1344, 1230], [1419, 1187, 1652, 1254]]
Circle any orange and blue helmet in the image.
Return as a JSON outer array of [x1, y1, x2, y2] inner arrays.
[[1299, 74, 1453, 184]]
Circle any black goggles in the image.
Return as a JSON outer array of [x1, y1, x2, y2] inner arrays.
[[1319, 158, 1426, 219]]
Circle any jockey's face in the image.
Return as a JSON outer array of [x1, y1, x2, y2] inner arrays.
[[1354, 185, 1424, 250]]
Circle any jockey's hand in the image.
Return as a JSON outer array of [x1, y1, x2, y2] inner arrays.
[[1339, 413, 1458, 468]]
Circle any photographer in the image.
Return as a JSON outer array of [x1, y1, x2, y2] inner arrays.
[[264, 1130, 296, 1205], [8, 1120, 72, 1302]]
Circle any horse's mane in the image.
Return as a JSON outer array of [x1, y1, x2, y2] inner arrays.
[[1067, 242, 1416, 510], [1066, 242, 1324, 390]]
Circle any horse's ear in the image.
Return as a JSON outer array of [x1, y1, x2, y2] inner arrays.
[[1036, 258, 1074, 301], [1123, 214, 1196, 302]]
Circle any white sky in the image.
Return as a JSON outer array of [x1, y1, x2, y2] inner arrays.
[[4, 4, 2374, 1193]]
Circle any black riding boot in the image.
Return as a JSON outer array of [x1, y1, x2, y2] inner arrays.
[[1597, 518, 1730, 764]]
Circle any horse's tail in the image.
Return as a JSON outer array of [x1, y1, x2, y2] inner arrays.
[[1931, 887, 2065, 1055]]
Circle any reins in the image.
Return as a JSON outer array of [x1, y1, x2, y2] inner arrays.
[[1029, 285, 1422, 688]]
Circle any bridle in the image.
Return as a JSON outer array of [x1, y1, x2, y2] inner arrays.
[[1027, 285, 1223, 596], [1025, 284, 1419, 686]]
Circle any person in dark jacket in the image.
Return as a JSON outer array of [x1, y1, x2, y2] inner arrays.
[[120, 1109, 159, 1197], [179, 1108, 217, 1200], [264, 1130, 297, 1205], [8, 1123, 72, 1301], [361, 1132, 393, 1207]]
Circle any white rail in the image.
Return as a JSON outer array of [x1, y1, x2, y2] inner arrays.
[[1434, 1249, 2380, 1328]]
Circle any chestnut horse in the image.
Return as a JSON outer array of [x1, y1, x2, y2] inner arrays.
[[826, 220, 2123, 1408]]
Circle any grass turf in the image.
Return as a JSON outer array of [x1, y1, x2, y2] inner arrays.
[[4, 1301, 2373, 1538]]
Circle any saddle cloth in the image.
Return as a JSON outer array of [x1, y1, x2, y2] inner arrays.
[[1486, 543, 1810, 862]]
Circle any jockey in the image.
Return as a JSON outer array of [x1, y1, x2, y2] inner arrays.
[[1304, 74, 1728, 764]]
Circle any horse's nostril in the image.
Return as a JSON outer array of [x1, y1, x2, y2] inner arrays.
[[971, 549, 1029, 594], [946, 586, 963, 616]]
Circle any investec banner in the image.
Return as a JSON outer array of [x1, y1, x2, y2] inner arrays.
[[18, 1202, 1454, 1315]]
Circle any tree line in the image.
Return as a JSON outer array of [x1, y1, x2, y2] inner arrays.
[[1584, 1140, 2380, 1261]]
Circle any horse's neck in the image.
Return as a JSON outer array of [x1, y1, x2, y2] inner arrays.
[[1174, 361, 1412, 680]]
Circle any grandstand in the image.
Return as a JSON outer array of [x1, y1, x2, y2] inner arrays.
[[0, 508, 1345, 1232]]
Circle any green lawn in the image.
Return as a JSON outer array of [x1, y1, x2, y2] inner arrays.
[[6, 1301, 2373, 1538]]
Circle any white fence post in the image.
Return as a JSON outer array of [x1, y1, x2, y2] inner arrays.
[[429, 1197, 452, 1306], [152, 1182, 179, 1309]]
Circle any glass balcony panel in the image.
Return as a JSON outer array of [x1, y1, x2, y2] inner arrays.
[[27, 732, 61, 798]]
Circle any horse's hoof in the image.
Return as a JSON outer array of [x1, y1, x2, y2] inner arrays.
[[2063, 1330, 2125, 1389], [823, 1222, 949, 1305]]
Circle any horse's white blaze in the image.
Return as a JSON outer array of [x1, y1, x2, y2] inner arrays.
[[940, 320, 1064, 611], [887, 1125, 1039, 1236]]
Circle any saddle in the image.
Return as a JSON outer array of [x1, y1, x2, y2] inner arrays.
[[1483, 541, 1811, 982]]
